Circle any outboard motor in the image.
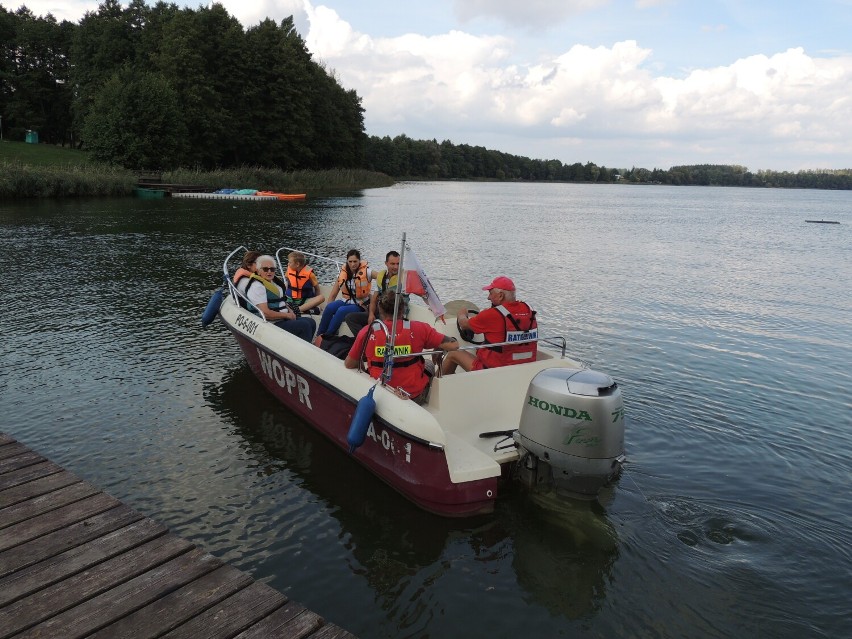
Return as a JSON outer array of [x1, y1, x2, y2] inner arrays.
[[515, 368, 625, 499]]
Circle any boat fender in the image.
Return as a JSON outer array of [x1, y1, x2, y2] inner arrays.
[[201, 277, 226, 327], [347, 385, 377, 453]]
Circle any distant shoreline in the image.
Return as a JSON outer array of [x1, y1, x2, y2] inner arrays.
[[2, 141, 850, 197], [0, 144, 395, 198]]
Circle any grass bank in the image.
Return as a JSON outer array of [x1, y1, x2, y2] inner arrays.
[[0, 161, 135, 197], [0, 140, 91, 167], [0, 141, 394, 198]]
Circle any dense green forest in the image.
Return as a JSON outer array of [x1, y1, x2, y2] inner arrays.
[[363, 135, 852, 189], [0, 0, 364, 171], [2, 1, 850, 189]]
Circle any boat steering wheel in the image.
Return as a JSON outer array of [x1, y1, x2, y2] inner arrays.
[[457, 309, 484, 344]]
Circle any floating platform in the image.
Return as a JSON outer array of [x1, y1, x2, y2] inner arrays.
[[0, 432, 356, 639], [171, 192, 279, 201], [805, 220, 840, 224]]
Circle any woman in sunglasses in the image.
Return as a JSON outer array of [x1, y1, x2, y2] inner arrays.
[[237, 254, 316, 341]]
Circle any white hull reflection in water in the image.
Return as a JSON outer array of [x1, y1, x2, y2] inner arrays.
[[0, 183, 849, 638]]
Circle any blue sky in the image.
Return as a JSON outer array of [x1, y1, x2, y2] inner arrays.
[[13, 0, 852, 170]]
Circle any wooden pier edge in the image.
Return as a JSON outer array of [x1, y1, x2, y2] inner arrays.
[[0, 432, 357, 639]]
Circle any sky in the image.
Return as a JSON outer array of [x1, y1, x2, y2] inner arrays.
[[11, 0, 852, 171]]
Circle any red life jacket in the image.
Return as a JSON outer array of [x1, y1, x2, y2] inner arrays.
[[478, 302, 538, 368], [366, 320, 428, 397]]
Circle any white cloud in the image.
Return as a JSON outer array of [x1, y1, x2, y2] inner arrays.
[[214, 0, 307, 30], [7, 0, 99, 23], [651, 48, 852, 145], [452, 0, 609, 29], [306, 4, 852, 169]]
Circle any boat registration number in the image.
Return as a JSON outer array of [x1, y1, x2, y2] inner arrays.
[[235, 314, 259, 335]]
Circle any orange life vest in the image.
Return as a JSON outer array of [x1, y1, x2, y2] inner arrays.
[[232, 267, 253, 284], [285, 265, 316, 301], [337, 261, 371, 303]]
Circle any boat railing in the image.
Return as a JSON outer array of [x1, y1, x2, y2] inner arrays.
[[363, 334, 577, 379], [226, 281, 269, 322], [539, 335, 567, 358], [275, 247, 343, 281]]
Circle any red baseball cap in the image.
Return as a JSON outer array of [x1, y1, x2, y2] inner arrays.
[[482, 276, 515, 291]]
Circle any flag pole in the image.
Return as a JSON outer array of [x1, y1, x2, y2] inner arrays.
[[382, 232, 407, 385]]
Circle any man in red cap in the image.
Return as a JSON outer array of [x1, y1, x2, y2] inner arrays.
[[441, 276, 538, 374]]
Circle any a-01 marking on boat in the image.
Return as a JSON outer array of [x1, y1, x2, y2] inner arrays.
[[365, 423, 414, 462]]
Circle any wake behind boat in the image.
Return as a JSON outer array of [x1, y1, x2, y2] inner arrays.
[[206, 240, 626, 517]]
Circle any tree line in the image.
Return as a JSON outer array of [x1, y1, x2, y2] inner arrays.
[[0, 0, 365, 170], [2, 2, 850, 189], [363, 135, 852, 189]]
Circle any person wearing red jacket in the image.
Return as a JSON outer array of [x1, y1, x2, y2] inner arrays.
[[345, 292, 458, 403], [441, 276, 538, 374]]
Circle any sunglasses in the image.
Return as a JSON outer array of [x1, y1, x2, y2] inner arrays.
[[260, 266, 276, 272]]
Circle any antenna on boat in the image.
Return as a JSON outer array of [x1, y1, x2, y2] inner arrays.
[[381, 232, 407, 386]]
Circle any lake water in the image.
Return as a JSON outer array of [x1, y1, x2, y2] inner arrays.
[[1, 182, 850, 638]]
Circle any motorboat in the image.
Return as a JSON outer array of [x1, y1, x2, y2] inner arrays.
[[206, 241, 626, 517]]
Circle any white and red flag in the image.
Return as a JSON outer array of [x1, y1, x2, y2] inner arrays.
[[402, 245, 446, 321]]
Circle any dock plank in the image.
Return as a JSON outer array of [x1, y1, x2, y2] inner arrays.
[[307, 624, 360, 639], [0, 441, 28, 460], [0, 492, 121, 553], [15, 547, 221, 639], [87, 565, 254, 639], [0, 451, 43, 474], [0, 517, 166, 607], [0, 480, 99, 529], [235, 602, 324, 639], [0, 504, 141, 577], [0, 460, 64, 492], [0, 535, 193, 638], [160, 581, 289, 639], [0, 470, 81, 508], [0, 432, 356, 639]]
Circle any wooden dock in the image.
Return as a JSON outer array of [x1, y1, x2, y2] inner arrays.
[[0, 432, 355, 639]]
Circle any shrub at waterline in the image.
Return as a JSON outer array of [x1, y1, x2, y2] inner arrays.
[[166, 167, 395, 192], [0, 162, 393, 198], [0, 162, 135, 197], [0, 141, 394, 197]]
